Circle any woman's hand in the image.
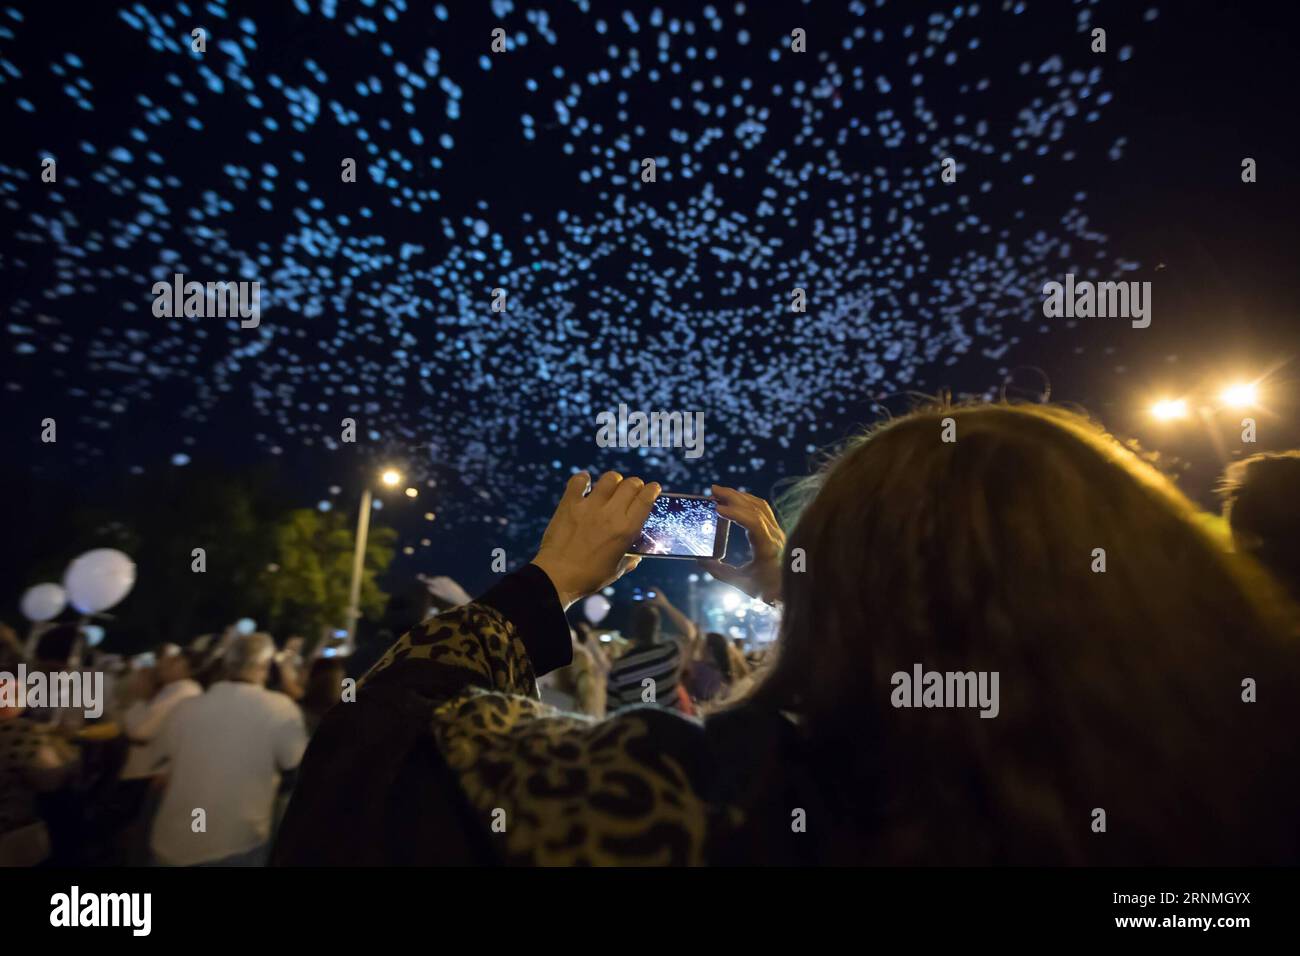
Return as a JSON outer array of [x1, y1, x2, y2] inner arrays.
[[533, 471, 661, 609], [697, 484, 785, 604]]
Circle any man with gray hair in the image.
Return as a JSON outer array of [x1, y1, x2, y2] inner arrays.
[[148, 633, 307, 866]]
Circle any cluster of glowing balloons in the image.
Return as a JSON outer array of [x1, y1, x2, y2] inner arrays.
[[19, 548, 137, 623]]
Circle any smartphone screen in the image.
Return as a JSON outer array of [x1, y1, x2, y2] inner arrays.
[[628, 492, 730, 559]]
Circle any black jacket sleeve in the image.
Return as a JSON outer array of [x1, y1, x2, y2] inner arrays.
[[271, 564, 571, 865]]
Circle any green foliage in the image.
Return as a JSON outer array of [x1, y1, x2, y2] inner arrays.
[[27, 463, 396, 655], [44, 464, 287, 652], [256, 507, 396, 645]]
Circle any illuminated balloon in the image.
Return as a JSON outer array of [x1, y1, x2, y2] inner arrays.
[[0, 2, 1146, 554], [63, 549, 137, 615], [583, 594, 611, 625], [423, 575, 472, 607], [20, 583, 66, 622]]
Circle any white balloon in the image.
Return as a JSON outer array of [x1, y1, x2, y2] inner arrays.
[[63, 549, 137, 614], [20, 583, 66, 622], [583, 594, 611, 625], [422, 575, 473, 607]]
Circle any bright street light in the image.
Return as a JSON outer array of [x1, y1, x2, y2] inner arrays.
[[1219, 382, 1259, 409], [1145, 373, 1264, 466], [1150, 398, 1189, 421]]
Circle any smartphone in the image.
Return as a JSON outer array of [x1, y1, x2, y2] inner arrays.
[[628, 491, 730, 560]]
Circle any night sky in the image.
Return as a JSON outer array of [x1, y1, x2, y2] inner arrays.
[[3, 0, 1298, 627]]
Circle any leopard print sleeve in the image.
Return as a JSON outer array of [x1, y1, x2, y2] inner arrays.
[[347, 569, 711, 864], [360, 601, 541, 700], [359, 563, 574, 702], [432, 689, 711, 865]]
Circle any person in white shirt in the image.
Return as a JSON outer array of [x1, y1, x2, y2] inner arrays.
[[110, 647, 202, 864], [149, 633, 307, 866], [120, 646, 202, 781]]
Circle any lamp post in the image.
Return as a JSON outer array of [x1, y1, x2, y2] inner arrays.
[[345, 468, 401, 651], [1197, 405, 1230, 466]]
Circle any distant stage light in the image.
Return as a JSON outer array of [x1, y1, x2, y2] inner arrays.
[[1151, 398, 1189, 421], [380, 469, 402, 487], [1220, 382, 1259, 409], [722, 591, 741, 611], [404, 487, 418, 498]]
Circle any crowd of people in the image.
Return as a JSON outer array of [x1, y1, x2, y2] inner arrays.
[[540, 593, 764, 718], [0, 570, 761, 867], [0, 621, 346, 866], [5, 403, 1300, 866]]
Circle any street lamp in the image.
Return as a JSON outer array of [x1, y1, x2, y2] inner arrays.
[[1147, 378, 1263, 466], [1150, 398, 1189, 422], [1219, 382, 1259, 409], [345, 467, 402, 650]]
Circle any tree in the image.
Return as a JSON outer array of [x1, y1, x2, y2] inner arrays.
[[22, 462, 288, 654], [256, 507, 395, 646]]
